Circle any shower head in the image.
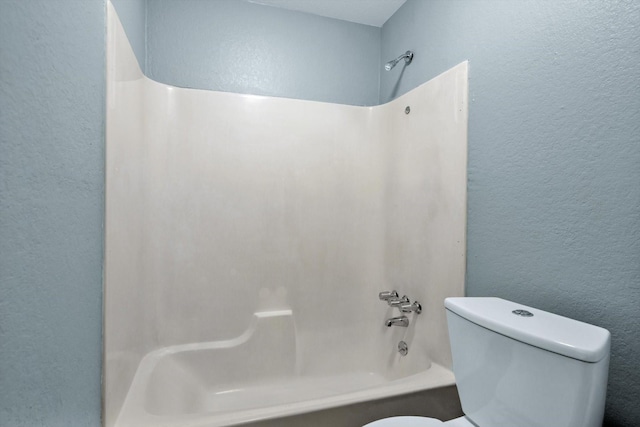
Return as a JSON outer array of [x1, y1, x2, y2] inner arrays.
[[384, 50, 414, 71]]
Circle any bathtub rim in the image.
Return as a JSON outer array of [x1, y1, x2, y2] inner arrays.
[[116, 345, 455, 427]]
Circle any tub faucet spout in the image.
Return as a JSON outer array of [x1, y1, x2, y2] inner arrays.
[[385, 316, 409, 327]]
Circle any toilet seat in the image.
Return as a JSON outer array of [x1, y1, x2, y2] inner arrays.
[[364, 416, 475, 427], [364, 416, 443, 426]]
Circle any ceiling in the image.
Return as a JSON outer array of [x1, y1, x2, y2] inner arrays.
[[247, 0, 407, 27]]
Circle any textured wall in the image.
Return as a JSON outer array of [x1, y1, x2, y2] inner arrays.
[[381, 1, 640, 426], [110, 0, 146, 72], [145, 0, 381, 106], [3, 0, 636, 425], [0, 0, 105, 426]]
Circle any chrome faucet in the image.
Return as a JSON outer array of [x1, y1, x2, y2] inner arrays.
[[379, 290, 399, 301], [388, 295, 410, 308], [385, 316, 409, 327], [400, 301, 422, 314]]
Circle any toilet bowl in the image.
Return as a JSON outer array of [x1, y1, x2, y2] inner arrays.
[[364, 297, 611, 427], [365, 415, 475, 426]]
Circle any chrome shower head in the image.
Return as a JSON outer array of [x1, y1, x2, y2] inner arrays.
[[384, 50, 414, 71]]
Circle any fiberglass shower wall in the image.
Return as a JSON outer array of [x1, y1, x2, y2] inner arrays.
[[104, 3, 467, 425]]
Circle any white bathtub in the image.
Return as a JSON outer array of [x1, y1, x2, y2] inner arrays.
[[106, 4, 468, 425], [115, 309, 457, 427]]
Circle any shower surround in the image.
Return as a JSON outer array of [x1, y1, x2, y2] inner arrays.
[[104, 2, 468, 426]]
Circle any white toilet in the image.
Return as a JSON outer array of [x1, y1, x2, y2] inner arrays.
[[366, 297, 611, 427]]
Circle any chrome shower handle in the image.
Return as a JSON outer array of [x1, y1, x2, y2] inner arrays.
[[388, 295, 410, 307], [379, 290, 399, 301], [400, 301, 422, 314]]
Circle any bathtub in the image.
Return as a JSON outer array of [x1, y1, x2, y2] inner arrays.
[[115, 309, 460, 427], [106, 3, 468, 424]]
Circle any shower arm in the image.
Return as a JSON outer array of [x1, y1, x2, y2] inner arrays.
[[385, 50, 414, 71]]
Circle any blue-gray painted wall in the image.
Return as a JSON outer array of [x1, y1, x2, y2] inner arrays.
[[145, 0, 380, 106], [381, 1, 640, 426], [111, 0, 381, 105], [0, 0, 105, 426], [2, 0, 638, 425]]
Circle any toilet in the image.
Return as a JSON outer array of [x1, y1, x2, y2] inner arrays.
[[365, 297, 611, 427]]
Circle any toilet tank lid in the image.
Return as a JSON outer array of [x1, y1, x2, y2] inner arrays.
[[445, 297, 611, 363]]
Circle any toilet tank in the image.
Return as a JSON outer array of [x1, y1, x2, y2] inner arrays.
[[445, 297, 610, 427]]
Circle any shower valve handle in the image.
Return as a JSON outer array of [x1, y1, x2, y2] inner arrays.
[[379, 290, 399, 301], [388, 295, 410, 307], [400, 301, 422, 314]]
